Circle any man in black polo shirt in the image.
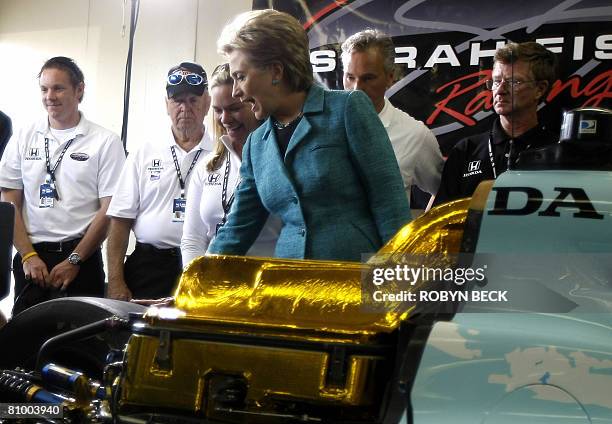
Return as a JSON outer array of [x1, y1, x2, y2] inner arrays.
[[434, 42, 558, 206]]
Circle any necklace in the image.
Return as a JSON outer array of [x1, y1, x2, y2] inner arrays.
[[273, 113, 303, 130]]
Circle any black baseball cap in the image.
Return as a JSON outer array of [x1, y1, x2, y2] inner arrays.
[[166, 62, 208, 98]]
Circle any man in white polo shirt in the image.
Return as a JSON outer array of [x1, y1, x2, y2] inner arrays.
[[106, 62, 212, 300], [341, 29, 444, 208], [0, 56, 125, 314]]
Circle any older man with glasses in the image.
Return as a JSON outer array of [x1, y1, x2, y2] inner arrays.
[[433, 41, 558, 206], [106, 62, 213, 300]]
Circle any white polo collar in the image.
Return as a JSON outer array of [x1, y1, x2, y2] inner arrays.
[[219, 135, 243, 164], [378, 97, 393, 129], [165, 125, 213, 153], [34, 112, 89, 138]]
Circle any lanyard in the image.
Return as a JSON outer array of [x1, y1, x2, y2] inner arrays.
[[170, 145, 202, 198], [44, 137, 74, 184], [487, 137, 497, 179], [221, 151, 237, 215], [489, 136, 526, 179]]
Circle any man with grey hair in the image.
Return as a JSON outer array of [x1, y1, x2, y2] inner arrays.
[[432, 41, 558, 206], [106, 62, 213, 300], [341, 29, 443, 207]]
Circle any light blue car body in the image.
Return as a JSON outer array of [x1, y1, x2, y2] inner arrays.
[[411, 170, 612, 423]]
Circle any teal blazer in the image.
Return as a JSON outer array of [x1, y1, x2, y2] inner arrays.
[[208, 84, 410, 261]]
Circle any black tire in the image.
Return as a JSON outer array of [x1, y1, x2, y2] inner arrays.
[[0, 297, 146, 378]]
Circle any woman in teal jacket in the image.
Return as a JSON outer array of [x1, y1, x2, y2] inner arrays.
[[208, 9, 410, 262]]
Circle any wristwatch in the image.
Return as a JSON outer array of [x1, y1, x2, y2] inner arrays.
[[68, 252, 82, 266]]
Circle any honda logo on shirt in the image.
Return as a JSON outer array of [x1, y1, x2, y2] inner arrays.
[[153, 159, 161, 167], [468, 160, 481, 172], [25, 147, 42, 161], [208, 173, 221, 184]]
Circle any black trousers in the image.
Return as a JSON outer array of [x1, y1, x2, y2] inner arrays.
[[124, 243, 182, 299], [13, 243, 105, 315]]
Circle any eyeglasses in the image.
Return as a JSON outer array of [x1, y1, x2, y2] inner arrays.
[[485, 79, 537, 91], [167, 72, 206, 86]]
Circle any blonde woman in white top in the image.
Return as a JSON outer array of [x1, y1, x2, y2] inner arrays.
[[181, 63, 279, 266]]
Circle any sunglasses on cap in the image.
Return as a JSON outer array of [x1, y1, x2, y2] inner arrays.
[[167, 72, 206, 86]]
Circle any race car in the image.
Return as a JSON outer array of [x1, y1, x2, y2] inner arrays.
[[0, 107, 610, 423]]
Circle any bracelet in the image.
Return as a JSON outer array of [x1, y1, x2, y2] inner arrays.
[[21, 251, 39, 264]]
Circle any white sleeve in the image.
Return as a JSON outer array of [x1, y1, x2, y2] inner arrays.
[[97, 133, 126, 198], [106, 148, 140, 218], [412, 125, 444, 195], [181, 164, 211, 267], [0, 131, 24, 189]]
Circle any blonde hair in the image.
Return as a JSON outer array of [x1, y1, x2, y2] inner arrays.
[[217, 9, 313, 92], [207, 63, 233, 172]]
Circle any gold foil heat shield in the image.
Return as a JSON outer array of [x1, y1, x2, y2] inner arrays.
[[172, 199, 470, 335], [174, 257, 397, 335]]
